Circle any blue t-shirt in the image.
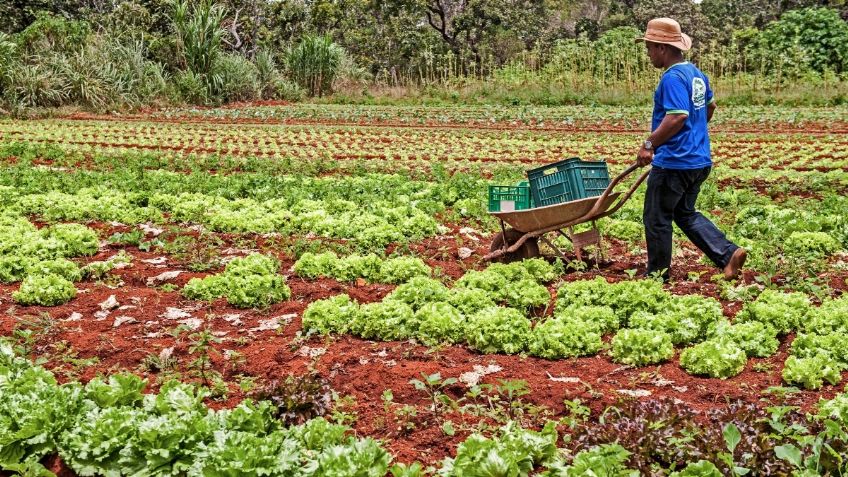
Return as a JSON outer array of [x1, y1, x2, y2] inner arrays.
[[652, 62, 714, 170]]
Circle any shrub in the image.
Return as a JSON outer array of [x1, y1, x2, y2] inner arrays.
[[610, 329, 674, 366], [287, 35, 343, 97], [680, 340, 747, 379], [211, 53, 260, 103], [13, 274, 77, 306]]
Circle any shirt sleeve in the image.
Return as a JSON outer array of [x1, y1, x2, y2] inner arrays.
[[660, 73, 690, 115]]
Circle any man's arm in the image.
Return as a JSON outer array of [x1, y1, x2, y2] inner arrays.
[[707, 101, 716, 122], [637, 113, 687, 166]]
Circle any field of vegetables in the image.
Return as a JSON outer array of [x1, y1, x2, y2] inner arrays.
[[1, 103, 848, 476]]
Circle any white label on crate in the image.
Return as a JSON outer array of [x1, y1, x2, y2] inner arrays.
[[500, 200, 516, 212]]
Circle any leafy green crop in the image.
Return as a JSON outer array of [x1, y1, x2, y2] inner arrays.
[[784, 231, 840, 259], [443, 422, 557, 477], [790, 332, 848, 366], [294, 251, 430, 284], [782, 355, 843, 390], [555, 278, 669, 323], [610, 329, 674, 366], [350, 300, 416, 341], [13, 274, 77, 306], [302, 294, 360, 335], [529, 317, 603, 359], [680, 340, 748, 379], [817, 386, 848, 426], [737, 289, 810, 335], [669, 460, 723, 477], [554, 305, 619, 335], [413, 302, 465, 345], [803, 296, 848, 334], [465, 307, 531, 354], [447, 288, 496, 316], [1, 342, 392, 477], [712, 321, 779, 358], [386, 277, 449, 311], [182, 253, 290, 308], [545, 443, 637, 476]]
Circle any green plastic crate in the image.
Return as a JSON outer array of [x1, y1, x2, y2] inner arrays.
[[527, 158, 610, 207], [488, 183, 533, 212]]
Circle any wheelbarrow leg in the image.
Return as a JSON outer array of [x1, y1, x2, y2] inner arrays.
[[540, 234, 567, 260]]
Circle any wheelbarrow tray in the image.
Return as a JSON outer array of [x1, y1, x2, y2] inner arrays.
[[490, 192, 621, 233]]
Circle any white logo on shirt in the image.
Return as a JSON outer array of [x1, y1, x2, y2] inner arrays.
[[692, 78, 706, 109]]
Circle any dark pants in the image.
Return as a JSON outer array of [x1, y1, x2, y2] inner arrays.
[[643, 166, 738, 279]]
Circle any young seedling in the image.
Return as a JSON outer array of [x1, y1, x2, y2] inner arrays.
[[409, 372, 457, 421]]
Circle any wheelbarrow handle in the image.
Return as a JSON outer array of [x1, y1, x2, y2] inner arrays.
[[582, 162, 650, 220]]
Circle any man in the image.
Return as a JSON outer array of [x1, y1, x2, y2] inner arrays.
[[635, 18, 746, 281]]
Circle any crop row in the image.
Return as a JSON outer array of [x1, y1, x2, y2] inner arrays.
[[5, 340, 848, 475], [300, 260, 848, 390], [1, 148, 845, 283], [149, 104, 848, 131], [1, 121, 846, 174]]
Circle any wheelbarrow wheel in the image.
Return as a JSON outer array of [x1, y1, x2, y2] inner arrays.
[[490, 228, 540, 263]]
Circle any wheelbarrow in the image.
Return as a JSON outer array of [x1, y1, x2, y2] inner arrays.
[[485, 163, 650, 263]]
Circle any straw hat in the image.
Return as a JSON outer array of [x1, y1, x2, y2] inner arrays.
[[635, 18, 692, 51]]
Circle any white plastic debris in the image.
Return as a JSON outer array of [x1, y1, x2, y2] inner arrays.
[[178, 318, 203, 330], [458, 247, 473, 259], [146, 271, 183, 286], [142, 257, 168, 265], [66, 312, 83, 322], [459, 364, 503, 387], [546, 372, 580, 383], [617, 389, 652, 398], [99, 295, 119, 311], [161, 307, 192, 320], [139, 223, 164, 236], [113, 316, 138, 328]]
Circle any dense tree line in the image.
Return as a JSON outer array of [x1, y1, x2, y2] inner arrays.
[[0, 0, 846, 109]]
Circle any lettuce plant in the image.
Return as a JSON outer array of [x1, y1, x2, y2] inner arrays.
[[680, 340, 747, 379], [554, 305, 619, 335], [782, 355, 842, 390], [350, 300, 416, 341], [529, 317, 603, 359], [447, 288, 496, 316], [737, 289, 810, 335], [414, 302, 465, 345], [610, 329, 674, 366], [465, 307, 531, 354], [386, 276, 449, 311], [711, 321, 779, 358], [182, 253, 290, 308], [13, 274, 77, 306], [302, 294, 359, 335]]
